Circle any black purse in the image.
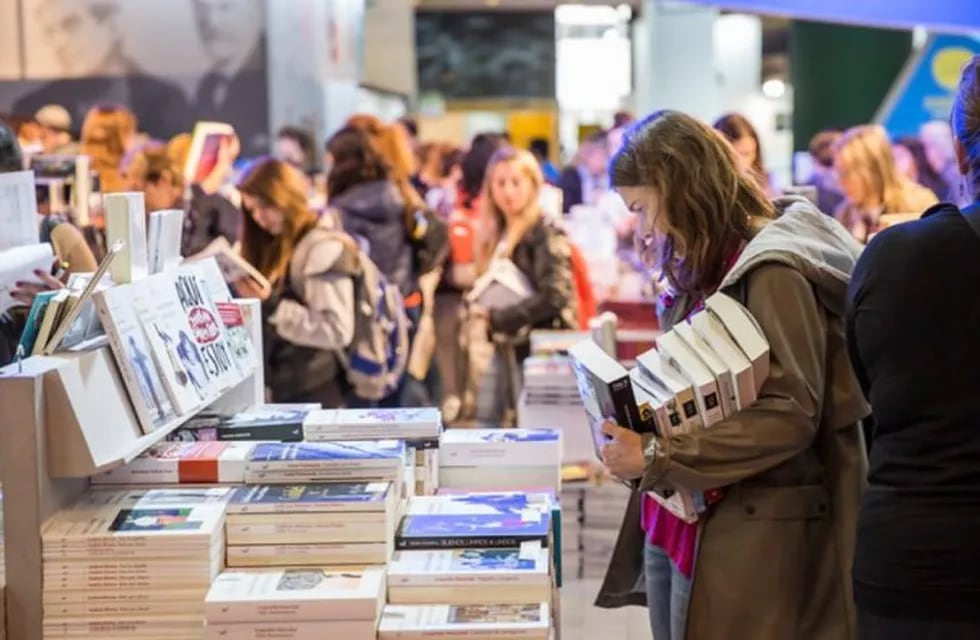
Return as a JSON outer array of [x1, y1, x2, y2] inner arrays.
[[409, 208, 450, 276]]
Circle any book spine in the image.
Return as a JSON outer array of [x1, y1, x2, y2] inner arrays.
[[440, 442, 560, 468], [226, 501, 386, 515], [303, 426, 441, 441], [217, 423, 304, 442], [389, 571, 545, 588], [609, 375, 656, 435], [394, 535, 548, 551], [244, 468, 402, 484]]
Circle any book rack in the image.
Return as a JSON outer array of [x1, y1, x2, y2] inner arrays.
[[0, 309, 262, 640]]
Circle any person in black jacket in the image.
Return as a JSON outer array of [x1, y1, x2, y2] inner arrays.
[[846, 55, 980, 639], [558, 130, 610, 212]]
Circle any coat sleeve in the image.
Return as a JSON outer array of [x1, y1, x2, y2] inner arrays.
[[268, 239, 355, 351], [488, 226, 575, 336], [639, 263, 827, 493]]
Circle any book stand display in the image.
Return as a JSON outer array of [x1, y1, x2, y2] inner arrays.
[[0, 303, 261, 640]]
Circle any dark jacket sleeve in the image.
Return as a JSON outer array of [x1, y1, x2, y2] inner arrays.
[[489, 225, 576, 337], [845, 245, 874, 400], [558, 167, 583, 212], [639, 263, 827, 493]]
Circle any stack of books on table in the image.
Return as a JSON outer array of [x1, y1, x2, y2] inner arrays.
[[205, 566, 386, 640], [570, 292, 770, 523], [382, 493, 553, 639], [303, 408, 443, 497], [581, 481, 631, 579], [90, 441, 255, 486], [438, 428, 561, 493], [243, 441, 407, 488], [224, 482, 398, 570], [559, 485, 585, 582], [517, 356, 596, 466], [167, 404, 319, 443], [41, 488, 230, 639]]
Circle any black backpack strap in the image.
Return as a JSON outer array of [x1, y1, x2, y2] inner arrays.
[[962, 202, 980, 240]]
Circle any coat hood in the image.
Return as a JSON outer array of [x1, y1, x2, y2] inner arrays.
[[720, 196, 864, 316], [330, 179, 405, 223]]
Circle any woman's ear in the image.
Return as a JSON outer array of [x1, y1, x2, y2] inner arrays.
[[955, 137, 969, 176]]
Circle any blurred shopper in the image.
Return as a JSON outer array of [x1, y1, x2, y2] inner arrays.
[[714, 112, 770, 194], [805, 130, 846, 215], [833, 125, 938, 243], [558, 130, 610, 211], [894, 135, 948, 201], [424, 147, 464, 218], [529, 138, 560, 184], [848, 56, 980, 640], [80, 104, 137, 193], [275, 126, 317, 176], [128, 146, 183, 213], [613, 110, 635, 129], [920, 120, 962, 202], [597, 110, 866, 640], [35, 105, 78, 155], [236, 159, 356, 407]]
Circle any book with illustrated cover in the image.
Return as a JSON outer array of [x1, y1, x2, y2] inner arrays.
[[17, 289, 58, 355], [205, 567, 385, 623], [568, 338, 656, 459], [691, 309, 758, 410], [395, 514, 550, 550], [635, 348, 703, 433], [90, 442, 255, 485], [304, 408, 442, 442], [217, 406, 311, 441], [387, 548, 551, 605], [189, 259, 257, 377], [379, 603, 549, 639], [674, 322, 737, 418], [171, 268, 241, 393], [227, 483, 393, 515], [93, 284, 177, 433], [704, 292, 770, 392], [657, 331, 725, 427], [439, 429, 561, 468]]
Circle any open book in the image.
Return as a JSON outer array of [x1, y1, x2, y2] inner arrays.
[[183, 237, 271, 299]]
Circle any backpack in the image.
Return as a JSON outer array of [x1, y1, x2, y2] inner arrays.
[[291, 225, 411, 401]]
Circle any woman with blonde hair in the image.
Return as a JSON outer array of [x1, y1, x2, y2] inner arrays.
[[80, 104, 136, 193], [236, 158, 357, 407], [596, 110, 867, 640], [833, 124, 938, 242]]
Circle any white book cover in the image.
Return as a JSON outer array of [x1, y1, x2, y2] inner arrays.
[[147, 209, 185, 274], [691, 310, 757, 410], [439, 429, 561, 468], [304, 408, 442, 441], [91, 442, 254, 485], [388, 547, 550, 586], [673, 322, 737, 418], [172, 268, 242, 393], [634, 350, 702, 433], [379, 603, 550, 639], [704, 292, 770, 393], [466, 258, 534, 310], [0, 170, 39, 251], [205, 567, 385, 623], [188, 259, 257, 378], [205, 620, 376, 640], [93, 284, 178, 433], [656, 331, 725, 428], [405, 493, 554, 518], [131, 273, 215, 414], [184, 236, 271, 298], [103, 192, 149, 284], [246, 441, 407, 471]]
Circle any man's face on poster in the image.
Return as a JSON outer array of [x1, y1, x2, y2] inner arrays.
[[36, 0, 119, 76], [192, 0, 263, 69]]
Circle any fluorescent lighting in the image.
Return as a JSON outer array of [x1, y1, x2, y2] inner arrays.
[[762, 78, 786, 99]]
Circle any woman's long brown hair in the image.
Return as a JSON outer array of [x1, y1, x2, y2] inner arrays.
[[612, 110, 774, 298], [238, 159, 319, 285], [81, 104, 136, 193]]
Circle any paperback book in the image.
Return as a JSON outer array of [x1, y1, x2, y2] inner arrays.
[[634, 349, 702, 433], [103, 191, 148, 284], [189, 259, 257, 377], [171, 268, 241, 393], [303, 407, 443, 442], [439, 429, 561, 468], [704, 292, 770, 391], [657, 331, 724, 427], [226, 542, 392, 568], [379, 603, 550, 640], [227, 482, 394, 515], [90, 442, 255, 485], [673, 322, 737, 418], [395, 513, 550, 550], [691, 309, 757, 410]]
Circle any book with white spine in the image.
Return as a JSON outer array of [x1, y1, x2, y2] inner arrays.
[[303, 408, 442, 442], [704, 292, 770, 392], [634, 351, 702, 433], [691, 309, 757, 410], [655, 331, 724, 428], [439, 429, 561, 468], [204, 620, 376, 640], [226, 542, 392, 568], [103, 191, 149, 284], [378, 603, 550, 640], [387, 547, 550, 605], [90, 442, 255, 485], [673, 322, 737, 418], [205, 567, 385, 624]]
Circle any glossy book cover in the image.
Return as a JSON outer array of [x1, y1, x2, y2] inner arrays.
[[396, 514, 550, 550], [228, 483, 391, 513], [249, 441, 406, 464]]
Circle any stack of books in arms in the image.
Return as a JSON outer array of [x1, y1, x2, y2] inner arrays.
[[205, 566, 386, 640], [303, 408, 443, 497], [569, 292, 770, 522], [380, 492, 552, 640], [438, 428, 562, 493], [41, 488, 231, 639], [224, 482, 398, 570]]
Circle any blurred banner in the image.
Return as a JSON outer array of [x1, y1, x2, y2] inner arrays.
[[877, 34, 980, 137], [686, 0, 980, 33]]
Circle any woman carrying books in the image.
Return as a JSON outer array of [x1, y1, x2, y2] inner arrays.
[[234, 158, 358, 408], [846, 57, 980, 639], [595, 111, 868, 640]]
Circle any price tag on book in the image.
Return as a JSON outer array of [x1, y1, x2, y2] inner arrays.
[[520, 508, 543, 524], [519, 540, 542, 561]]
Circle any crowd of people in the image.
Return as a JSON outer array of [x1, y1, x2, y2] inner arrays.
[[1, 52, 980, 640]]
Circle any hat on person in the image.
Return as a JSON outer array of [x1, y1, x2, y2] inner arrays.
[[35, 104, 72, 133]]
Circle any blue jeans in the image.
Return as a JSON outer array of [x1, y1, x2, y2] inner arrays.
[[644, 542, 693, 640]]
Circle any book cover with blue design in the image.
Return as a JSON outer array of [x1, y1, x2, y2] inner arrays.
[[407, 492, 554, 518], [249, 441, 405, 466], [304, 407, 442, 441], [440, 428, 561, 467], [396, 513, 550, 550], [227, 482, 393, 514], [388, 548, 551, 599]]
